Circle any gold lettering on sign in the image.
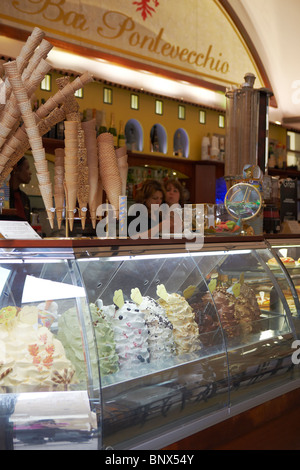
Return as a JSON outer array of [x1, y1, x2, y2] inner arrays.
[[10, 3, 230, 76], [12, 0, 88, 31], [97, 11, 230, 75]]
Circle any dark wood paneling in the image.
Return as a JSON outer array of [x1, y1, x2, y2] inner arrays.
[[164, 388, 300, 450]]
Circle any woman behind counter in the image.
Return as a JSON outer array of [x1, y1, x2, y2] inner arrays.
[[164, 179, 185, 207], [127, 179, 177, 237], [9, 156, 32, 223]]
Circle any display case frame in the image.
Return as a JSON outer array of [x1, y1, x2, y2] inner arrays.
[[0, 236, 299, 450]]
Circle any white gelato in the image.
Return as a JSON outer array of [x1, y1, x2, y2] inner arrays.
[[139, 296, 175, 361], [108, 300, 150, 369]]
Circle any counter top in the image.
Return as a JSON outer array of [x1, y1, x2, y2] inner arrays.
[[0, 234, 290, 249]]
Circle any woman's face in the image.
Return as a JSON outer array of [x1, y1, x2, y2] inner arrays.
[[165, 184, 180, 205], [17, 159, 32, 185], [145, 190, 163, 210]]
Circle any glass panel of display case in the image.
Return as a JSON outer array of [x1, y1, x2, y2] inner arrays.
[[0, 248, 100, 450], [191, 243, 300, 409], [76, 251, 229, 450], [267, 238, 300, 336]]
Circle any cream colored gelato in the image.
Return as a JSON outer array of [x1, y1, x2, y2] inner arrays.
[[0, 305, 75, 392], [139, 296, 176, 361], [157, 289, 201, 355]]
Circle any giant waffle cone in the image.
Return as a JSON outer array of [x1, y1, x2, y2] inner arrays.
[[115, 145, 128, 196], [1, 27, 45, 105], [98, 132, 122, 218], [35, 72, 93, 121], [54, 192, 65, 229], [82, 119, 98, 228], [39, 183, 55, 228], [64, 182, 77, 232], [4, 60, 54, 228], [54, 147, 65, 229]]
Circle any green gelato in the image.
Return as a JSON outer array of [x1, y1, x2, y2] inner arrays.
[[57, 302, 119, 383]]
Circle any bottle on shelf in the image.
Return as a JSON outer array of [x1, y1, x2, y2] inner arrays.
[[268, 143, 276, 168], [127, 126, 137, 151], [150, 125, 160, 152], [108, 112, 118, 147], [219, 136, 225, 162], [201, 134, 211, 160], [174, 131, 183, 157], [97, 110, 107, 135], [118, 120, 126, 148]]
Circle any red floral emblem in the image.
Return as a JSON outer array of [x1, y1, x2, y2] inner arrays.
[[133, 0, 159, 21]]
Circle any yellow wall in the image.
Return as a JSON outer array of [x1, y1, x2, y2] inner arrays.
[[269, 122, 287, 146], [33, 71, 225, 161], [33, 70, 286, 159]]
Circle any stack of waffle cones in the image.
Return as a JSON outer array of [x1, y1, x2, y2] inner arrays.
[[64, 120, 78, 231], [115, 145, 128, 197], [54, 148, 65, 229], [3, 60, 55, 228], [57, 76, 89, 230], [0, 26, 94, 230], [98, 132, 122, 218], [82, 119, 102, 228]]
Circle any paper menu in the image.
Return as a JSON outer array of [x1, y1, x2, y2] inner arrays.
[[0, 221, 41, 239]]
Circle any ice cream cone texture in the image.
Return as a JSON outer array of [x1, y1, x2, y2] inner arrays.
[[97, 132, 122, 218]]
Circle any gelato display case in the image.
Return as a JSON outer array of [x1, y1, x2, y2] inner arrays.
[[0, 237, 300, 450]]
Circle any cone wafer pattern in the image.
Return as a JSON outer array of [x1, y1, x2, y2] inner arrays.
[[54, 148, 65, 229], [3, 60, 54, 228], [98, 132, 122, 218], [0, 26, 93, 233], [82, 119, 100, 228], [58, 76, 89, 229], [64, 120, 78, 231], [115, 145, 128, 197]]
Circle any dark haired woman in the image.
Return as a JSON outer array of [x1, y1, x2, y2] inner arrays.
[[9, 156, 32, 222]]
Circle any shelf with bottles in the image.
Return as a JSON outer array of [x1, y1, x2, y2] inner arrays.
[[201, 133, 225, 162]]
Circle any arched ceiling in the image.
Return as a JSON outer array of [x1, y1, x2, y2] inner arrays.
[[226, 0, 300, 128]]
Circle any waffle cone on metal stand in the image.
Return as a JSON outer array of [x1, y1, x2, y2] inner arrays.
[[115, 145, 128, 196], [0, 27, 45, 112], [3, 60, 55, 228], [58, 76, 89, 230], [54, 148, 65, 229], [82, 119, 99, 228], [64, 121, 78, 232], [98, 132, 122, 218]]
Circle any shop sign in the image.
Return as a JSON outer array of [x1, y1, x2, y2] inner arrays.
[[1, 0, 264, 88]]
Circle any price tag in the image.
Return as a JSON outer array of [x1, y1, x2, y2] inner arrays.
[[113, 289, 124, 309], [131, 288, 143, 305], [183, 285, 196, 299], [208, 279, 217, 293], [157, 284, 169, 301], [233, 282, 241, 297]]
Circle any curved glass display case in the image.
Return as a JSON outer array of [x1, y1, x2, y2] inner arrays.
[[0, 237, 300, 450]]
